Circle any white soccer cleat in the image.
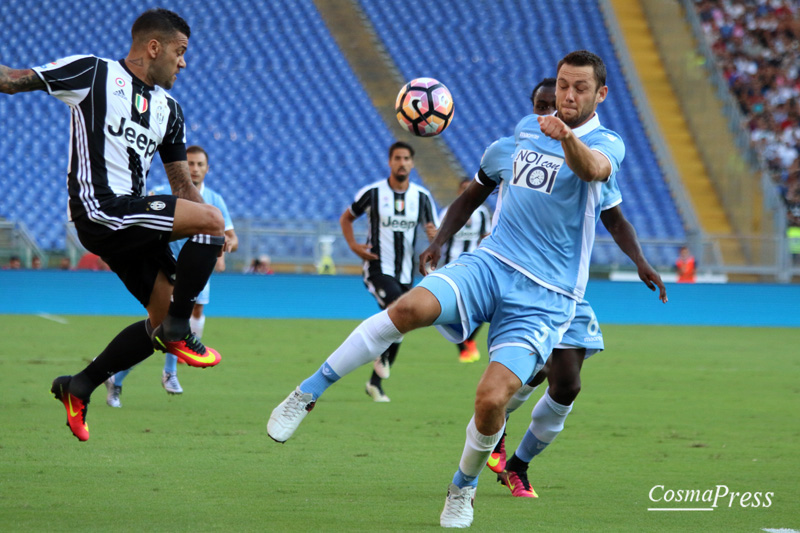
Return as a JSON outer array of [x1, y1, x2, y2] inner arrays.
[[162, 371, 183, 395], [373, 356, 390, 379], [105, 378, 122, 408], [440, 483, 475, 528], [365, 381, 391, 403], [268, 387, 315, 443]]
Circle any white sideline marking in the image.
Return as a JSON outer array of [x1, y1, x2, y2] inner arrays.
[[37, 313, 69, 324]]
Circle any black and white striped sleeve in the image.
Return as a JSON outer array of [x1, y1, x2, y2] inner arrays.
[[32, 54, 97, 105], [158, 98, 187, 163], [350, 185, 374, 217]]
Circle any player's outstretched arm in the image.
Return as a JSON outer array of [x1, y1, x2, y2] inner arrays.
[[600, 205, 667, 303], [0, 66, 45, 94], [537, 115, 611, 182], [419, 179, 494, 274], [164, 160, 204, 204]]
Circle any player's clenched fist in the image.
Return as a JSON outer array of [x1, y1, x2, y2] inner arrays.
[[537, 115, 573, 142]]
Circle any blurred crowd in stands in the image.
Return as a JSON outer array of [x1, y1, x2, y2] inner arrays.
[[3, 253, 110, 270], [693, 0, 800, 238]]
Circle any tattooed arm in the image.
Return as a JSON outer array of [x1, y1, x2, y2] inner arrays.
[[164, 160, 204, 204], [0, 66, 46, 94]]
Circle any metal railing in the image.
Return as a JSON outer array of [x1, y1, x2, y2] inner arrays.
[[0, 220, 45, 267], [22, 218, 800, 280], [232, 220, 799, 280]]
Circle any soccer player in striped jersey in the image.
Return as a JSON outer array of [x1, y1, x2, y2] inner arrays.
[[0, 9, 226, 441], [340, 141, 438, 402], [440, 179, 491, 363], [106, 145, 238, 406]]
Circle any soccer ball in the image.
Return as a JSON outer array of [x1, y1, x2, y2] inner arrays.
[[395, 78, 454, 137]]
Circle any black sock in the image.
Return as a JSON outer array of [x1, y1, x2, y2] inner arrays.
[[493, 432, 506, 453], [457, 342, 467, 351], [167, 235, 223, 334], [69, 320, 154, 398], [369, 372, 382, 388], [385, 342, 401, 366], [506, 454, 528, 473]]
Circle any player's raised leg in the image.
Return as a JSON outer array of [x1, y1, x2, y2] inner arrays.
[[151, 199, 224, 367], [267, 286, 442, 442]]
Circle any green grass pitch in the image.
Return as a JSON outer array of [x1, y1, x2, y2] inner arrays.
[[0, 315, 797, 532]]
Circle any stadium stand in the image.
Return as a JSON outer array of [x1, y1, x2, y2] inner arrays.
[[691, 0, 800, 228], [0, 0, 412, 250], [0, 0, 687, 267]]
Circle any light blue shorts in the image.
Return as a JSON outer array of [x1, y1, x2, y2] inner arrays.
[[558, 299, 604, 358], [419, 250, 576, 384]]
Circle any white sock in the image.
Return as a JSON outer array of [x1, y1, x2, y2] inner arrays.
[[506, 383, 538, 416], [458, 416, 505, 477], [326, 311, 403, 377], [190, 314, 206, 339]]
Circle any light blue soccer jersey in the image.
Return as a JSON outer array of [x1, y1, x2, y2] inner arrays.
[[476, 113, 625, 300], [485, 135, 622, 230]]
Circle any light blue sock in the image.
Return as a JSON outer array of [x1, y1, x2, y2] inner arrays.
[[452, 469, 479, 488], [299, 362, 340, 400], [516, 430, 550, 463], [113, 368, 131, 386], [164, 353, 178, 374]]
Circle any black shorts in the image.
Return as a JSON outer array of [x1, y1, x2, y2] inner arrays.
[[73, 195, 178, 307], [364, 274, 412, 310]]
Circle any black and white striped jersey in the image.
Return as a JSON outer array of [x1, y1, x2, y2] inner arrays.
[[32, 55, 186, 223], [350, 179, 438, 285], [440, 204, 491, 264]]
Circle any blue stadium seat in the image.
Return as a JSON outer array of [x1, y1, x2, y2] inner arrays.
[[359, 0, 686, 268], [1, 0, 686, 265]]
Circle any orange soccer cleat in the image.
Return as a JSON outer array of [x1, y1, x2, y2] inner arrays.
[[51, 376, 90, 441], [152, 325, 220, 368], [487, 433, 507, 473]]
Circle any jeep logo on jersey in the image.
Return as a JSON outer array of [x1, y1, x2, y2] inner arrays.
[[511, 149, 563, 195], [107, 117, 158, 158], [381, 216, 417, 231]]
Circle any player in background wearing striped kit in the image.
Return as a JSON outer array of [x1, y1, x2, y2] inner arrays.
[[339, 141, 438, 402]]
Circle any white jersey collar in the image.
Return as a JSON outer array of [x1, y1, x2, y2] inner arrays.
[[571, 112, 602, 138]]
